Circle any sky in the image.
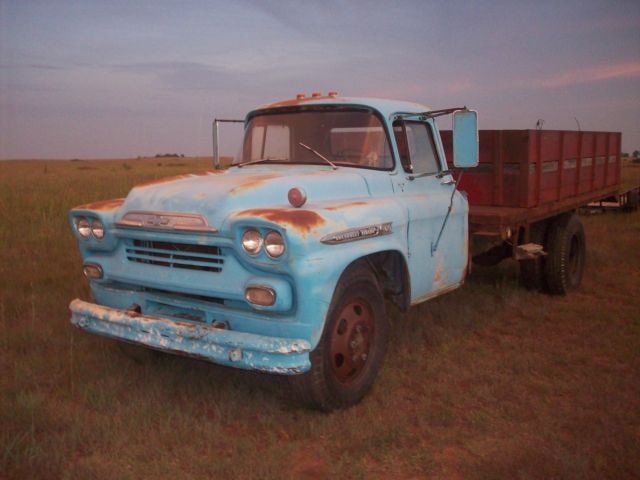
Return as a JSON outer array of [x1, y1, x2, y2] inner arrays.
[[1, 0, 639, 159]]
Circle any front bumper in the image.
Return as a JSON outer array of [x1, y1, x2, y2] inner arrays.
[[69, 299, 311, 374]]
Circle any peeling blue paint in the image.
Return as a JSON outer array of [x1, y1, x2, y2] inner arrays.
[[70, 299, 311, 374]]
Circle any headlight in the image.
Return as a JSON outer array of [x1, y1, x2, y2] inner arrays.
[[242, 229, 263, 255], [91, 219, 105, 239], [264, 230, 285, 258], [76, 217, 90, 238]]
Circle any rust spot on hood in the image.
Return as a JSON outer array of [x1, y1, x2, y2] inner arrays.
[[135, 170, 222, 188], [230, 175, 279, 195], [323, 201, 368, 211], [237, 208, 326, 233], [73, 198, 125, 211], [193, 170, 224, 176]]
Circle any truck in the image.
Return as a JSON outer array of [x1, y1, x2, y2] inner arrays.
[[68, 94, 631, 411]]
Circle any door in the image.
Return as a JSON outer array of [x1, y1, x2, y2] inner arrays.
[[391, 118, 467, 303]]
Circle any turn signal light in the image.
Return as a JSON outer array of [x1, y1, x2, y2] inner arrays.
[[83, 264, 103, 280], [245, 286, 276, 307]]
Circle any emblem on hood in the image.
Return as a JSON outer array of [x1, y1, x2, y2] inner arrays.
[[320, 222, 392, 244], [116, 211, 217, 233]]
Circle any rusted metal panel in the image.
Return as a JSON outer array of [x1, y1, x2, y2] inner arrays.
[[70, 299, 311, 374], [72, 198, 125, 211]]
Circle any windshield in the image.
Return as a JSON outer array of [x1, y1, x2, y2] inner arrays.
[[235, 109, 394, 169]]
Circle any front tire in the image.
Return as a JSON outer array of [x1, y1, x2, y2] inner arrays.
[[290, 264, 388, 411]]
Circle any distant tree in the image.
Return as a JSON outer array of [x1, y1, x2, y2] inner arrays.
[[633, 150, 639, 159]]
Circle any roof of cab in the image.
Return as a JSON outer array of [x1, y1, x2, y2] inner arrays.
[[253, 95, 431, 119]]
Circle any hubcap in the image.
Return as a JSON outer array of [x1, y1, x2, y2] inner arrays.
[[329, 299, 374, 384]]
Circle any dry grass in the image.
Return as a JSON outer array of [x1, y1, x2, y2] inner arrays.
[[1, 158, 639, 479]]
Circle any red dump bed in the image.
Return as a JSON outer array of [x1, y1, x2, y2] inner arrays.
[[441, 130, 622, 233]]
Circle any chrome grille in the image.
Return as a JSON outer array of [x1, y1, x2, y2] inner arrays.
[[125, 239, 224, 273]]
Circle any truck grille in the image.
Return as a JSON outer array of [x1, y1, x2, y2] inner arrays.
[[125, 240, 224, 273]]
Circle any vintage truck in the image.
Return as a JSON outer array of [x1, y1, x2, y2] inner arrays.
[[68, 94, 627, 411]]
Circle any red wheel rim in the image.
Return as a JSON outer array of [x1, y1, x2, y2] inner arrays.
[[329, 298, 374, 385]]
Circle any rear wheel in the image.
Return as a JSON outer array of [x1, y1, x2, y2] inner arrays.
[[545, 213, 586, 295], [519, 220, 549, 291], [290, 264, 388, 411], [626, 189, 639, 211]]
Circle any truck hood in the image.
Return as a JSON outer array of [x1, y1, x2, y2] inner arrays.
[[118, 166, 373, 230]]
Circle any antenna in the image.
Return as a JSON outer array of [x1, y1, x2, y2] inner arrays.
[[574, 117, 581, 132], [536, 119, 544, 130]]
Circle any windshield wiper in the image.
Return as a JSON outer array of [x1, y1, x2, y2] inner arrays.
[[298, 142, 338, 170], [235, 157, 288, 168]]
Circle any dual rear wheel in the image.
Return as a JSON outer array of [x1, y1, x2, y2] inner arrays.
[[519, 213, 586, 295]]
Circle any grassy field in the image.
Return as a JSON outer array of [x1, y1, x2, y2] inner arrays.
[[1, 158, 639, 479]]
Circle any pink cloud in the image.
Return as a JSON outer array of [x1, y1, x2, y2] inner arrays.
[[540, 62, 640, 88]]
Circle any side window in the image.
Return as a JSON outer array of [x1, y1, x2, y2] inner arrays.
[[393, 122, 410, 171], [394, 121, 441, 174]]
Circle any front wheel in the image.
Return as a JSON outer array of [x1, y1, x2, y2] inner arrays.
[[290, 264, 388, 411]]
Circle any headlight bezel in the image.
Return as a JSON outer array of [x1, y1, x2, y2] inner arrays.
[[239, 227, 287, 259], [74, 215, 107, 240]]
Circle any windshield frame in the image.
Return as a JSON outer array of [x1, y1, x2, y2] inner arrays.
[[236, 105, 396, 172]]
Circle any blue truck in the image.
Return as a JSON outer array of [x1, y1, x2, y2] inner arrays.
[[67, 94, 495, 411]]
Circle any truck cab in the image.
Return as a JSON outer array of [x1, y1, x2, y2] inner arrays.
[[69, 95, 478, 410]]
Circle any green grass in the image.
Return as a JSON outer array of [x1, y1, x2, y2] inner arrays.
[[1, 158, 639, 479]]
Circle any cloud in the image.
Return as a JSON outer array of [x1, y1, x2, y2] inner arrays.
[[0, 62, 63, 70], [111, 61, 237, 91], [540, 62, 640, 88]]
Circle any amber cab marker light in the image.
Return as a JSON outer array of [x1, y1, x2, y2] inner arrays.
[[328, 90, 338, 98], [311, 91, 322, 98], [296, 93, 305, 100], [288, 187, 307, 208]]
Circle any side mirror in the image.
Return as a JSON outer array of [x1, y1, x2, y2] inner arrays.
[[452, 110, 478, 168]]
